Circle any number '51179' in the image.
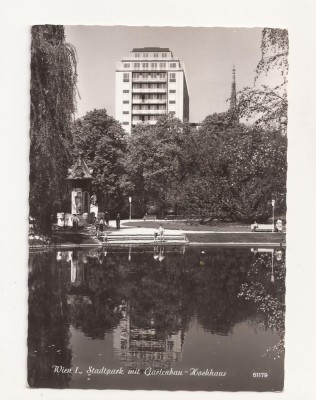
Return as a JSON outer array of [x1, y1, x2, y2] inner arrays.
[[253, 372, 268, 378]]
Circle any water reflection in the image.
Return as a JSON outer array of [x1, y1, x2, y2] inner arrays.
[[239, 247, 286, 357], [28, 245, 285, 390], [113, 299, 184, 371]]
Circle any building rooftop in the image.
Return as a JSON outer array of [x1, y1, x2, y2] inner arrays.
[[67, 153, 93, 180], [131, 47, 171, 53]]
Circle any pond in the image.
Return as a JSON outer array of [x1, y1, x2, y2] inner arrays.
[[28, 245, 285, 391]]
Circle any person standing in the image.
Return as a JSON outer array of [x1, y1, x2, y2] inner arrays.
[[73, 215, 78, 233], [99, 217, 104, 233], [105, 211, 109, 226], [116, 213, 121, 230], [275, 218, 283, 233], [159, 224, 165, 241], [154, 227, 159, 242]]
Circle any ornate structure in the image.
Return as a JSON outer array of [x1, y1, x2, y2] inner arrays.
[[67, 153, 93, 215]]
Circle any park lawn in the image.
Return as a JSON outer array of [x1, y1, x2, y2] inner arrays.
[[123, 220, 250, 232], [186, 232, 286, 244]]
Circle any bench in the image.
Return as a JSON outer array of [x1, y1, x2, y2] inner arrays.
[[164, 215, 182, 220], [143, 215, 157, 221], [251, 224, 277, 232]]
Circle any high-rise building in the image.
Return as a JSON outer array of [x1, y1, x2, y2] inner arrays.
[[115, 47, 189, 134]]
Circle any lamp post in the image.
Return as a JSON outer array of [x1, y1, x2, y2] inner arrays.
[[129, 196, 132, 220], [271, 199, 275, 232], [271, 249, 275, 283]]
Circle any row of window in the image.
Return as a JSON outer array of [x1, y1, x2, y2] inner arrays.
[[132, 105, 166, 110], [123, 73, 176, 81], [132, 94, 166, 100], [123, 62, 178, 69], [132, 115, 159, 121], [130, 112, 176, 125], [133, 83, 166, 89], [134, 53, 168, 58], [124, 92, 175, 98], [123, 100, 175, 105], [133, 72, 167, 79]]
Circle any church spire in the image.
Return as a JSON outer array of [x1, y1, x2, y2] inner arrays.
[[230, 65, 237, 110], [229, 65, 239, 122]]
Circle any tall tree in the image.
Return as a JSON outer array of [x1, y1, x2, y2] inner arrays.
[[178, 112, 287, 222], [71, 109, 128, 216], [30, 25, 77, 234], [238, 28, 289, 135], [124, 115, 194, 218]]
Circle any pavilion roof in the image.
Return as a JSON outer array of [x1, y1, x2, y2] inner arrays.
[[67, 153, 93, 180]]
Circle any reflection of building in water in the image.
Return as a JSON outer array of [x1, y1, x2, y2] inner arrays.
[[113, 302, 184, 371]]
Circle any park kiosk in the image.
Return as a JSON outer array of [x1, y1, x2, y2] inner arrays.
[[67, 152, 93, 226]]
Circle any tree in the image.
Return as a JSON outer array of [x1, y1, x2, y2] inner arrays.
[[238, 28, 289, 134], [30, 25, 78, 234], [71, 109, 128, 216], [255, 28, 289, 79], [178, 112, 287, 222], [238, 84, 287, 133], [238, 250, 286, 357], [124, 115, 194, 217]]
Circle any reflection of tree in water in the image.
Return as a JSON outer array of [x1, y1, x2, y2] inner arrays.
[[238, 249, 286, 357], [67, 247, 275, 370], [28, 246, 286, 382], [66, 250, 128, 339], [181, 248, 258, 335], [28, 252, 72, 388]]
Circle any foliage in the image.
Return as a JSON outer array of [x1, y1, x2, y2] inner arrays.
[[238, 84, 287, 133], [124, 115, 194, 217], [178, 112, 287, 222], [255, 28, 289, 80], [29, 25, 77, 234], [71, 109, 128, 216], [125, 111, 286, 222], [238, 250, 286, 357], [238, 28, 288, 134], [28, 252, 72, 387]]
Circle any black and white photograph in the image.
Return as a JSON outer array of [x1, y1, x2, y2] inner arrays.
[[28, 25, 287, 391], [1, 1, 316, 399]]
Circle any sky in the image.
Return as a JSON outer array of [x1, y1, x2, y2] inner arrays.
[[65, 26, 263, 123]]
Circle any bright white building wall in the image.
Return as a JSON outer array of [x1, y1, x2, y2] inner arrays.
[[115, 48, 189, 134]]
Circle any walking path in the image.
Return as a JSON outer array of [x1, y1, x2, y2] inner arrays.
[[29, 219, 286, 250], [109, 219, 248, 233], [103, 219, 285, 246]]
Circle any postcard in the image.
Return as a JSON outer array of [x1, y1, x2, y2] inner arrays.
[[28, 25, 287, 392]]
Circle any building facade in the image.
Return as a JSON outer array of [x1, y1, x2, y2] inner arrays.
[[115, 47, 189, 134]]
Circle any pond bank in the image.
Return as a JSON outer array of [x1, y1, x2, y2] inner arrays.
[[29, 227, 286, 251]]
